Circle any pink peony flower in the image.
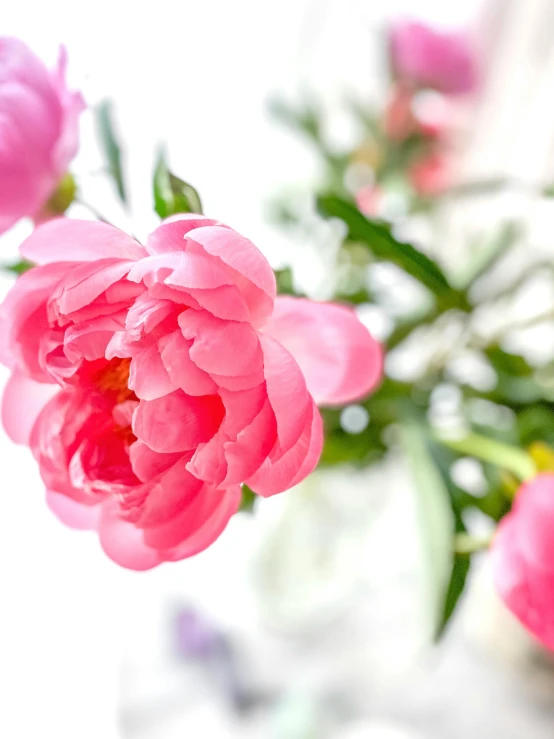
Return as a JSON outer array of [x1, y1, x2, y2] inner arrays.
[[408, 151, 450, 196], [0, 215, 383, 570], [0, 38, 84, 234], [383, 84, 418, 142], [492, 474, 554, 650], [389, 21, 477, 95], [383, 84, 450, 142]]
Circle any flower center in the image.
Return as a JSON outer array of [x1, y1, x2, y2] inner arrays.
[[89, 358, 139, 446], [96, 357, 135, 403]]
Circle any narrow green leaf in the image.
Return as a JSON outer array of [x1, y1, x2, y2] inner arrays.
[[440, 552, 470, 635], [400, 421, 454, 640], [426, 442, 472, 636], [443, 177, 512, 198], [316, 196, 465, 306], [456, 221, 521, 290], [95, 100, 127, 204], [153, 148, 203, 218], [268, 97, 323, 143], [437, 432, 536, 481], [2, 259, 34, 275]]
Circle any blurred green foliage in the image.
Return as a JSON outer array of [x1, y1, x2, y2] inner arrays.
[[265, 90, 554, 638], [95, 100, 127, 205]]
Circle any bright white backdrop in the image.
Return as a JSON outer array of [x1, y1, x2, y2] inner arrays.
[[0, 1, 483, 736]]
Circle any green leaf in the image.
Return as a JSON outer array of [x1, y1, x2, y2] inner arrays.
[[427, 443, 473, 637], [153, 148, 203, 218], [486, 346, 533, 377], [239, 485, 257, 514], [2, 259, 34, 275], [518, 405, 554, 447], [444, 177, 512, 198], [441, 552, 470, 633], [95, 100, 127, 204], [316, 196, 465, 307], [437, 432, 536, 481], [44, 172, 77, 216], [274, 267, 296, 296], [455, 221, 521, 290], [400, 421, 455, 640]]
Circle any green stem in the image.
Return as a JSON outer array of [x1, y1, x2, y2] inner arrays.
[[74, 198, 111, 224]]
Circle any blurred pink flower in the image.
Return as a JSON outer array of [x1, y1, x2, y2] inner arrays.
[[383, 84, 418, 142], [408, 151, 450, 196], [492, 474, 554, 650], [383, 84, 449, 142], [355, 185, 383, 218], [0, 39, 84, 234], [389, 21, 477, 95], [0, 215, 382, 570]]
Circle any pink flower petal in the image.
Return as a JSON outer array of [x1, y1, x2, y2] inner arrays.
[[125, 293, 175, 334], [246, 400, 323, 497], [129, 441, 183, 483], [137, 458, 203, 530], [128, 343, 176, 401], [146, 215, 224, 254], [141, 491, 215, 551], [164, 484, 241, 561], [20, 219, 146, 264], [127, 251, 234, 290], [491, 473, 554, 651], [50, 45, 85, 178], [389, 21, 478, 95], [185, 285, 251, 322], [178, 310, 262, 376], [188, 387, 276, 486], [133, 390, 224, 453], [63, 312, 126, 363], [50, 259, 135, 318], [259, 334, 311, 452], [46, 489, 101, 530], [219, 384, 267, 439], [1, 370, 58, 445], [221, 398, 277, 485], [0, 262, 70, 379], [186, 225, 276, 324], [186, 431, 228, 485], [208, 370, 265, 391], [264, 297, 383, 406], [159, 330, 218, 396], [0, 38, 85, 233], [98, 502, 162, 571]]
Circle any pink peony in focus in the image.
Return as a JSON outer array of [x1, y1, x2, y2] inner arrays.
[[0, 215, 383, 570], [0, 38, 84, 234], [389, 20, 477, 95], [492, 474, 554, 650]]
